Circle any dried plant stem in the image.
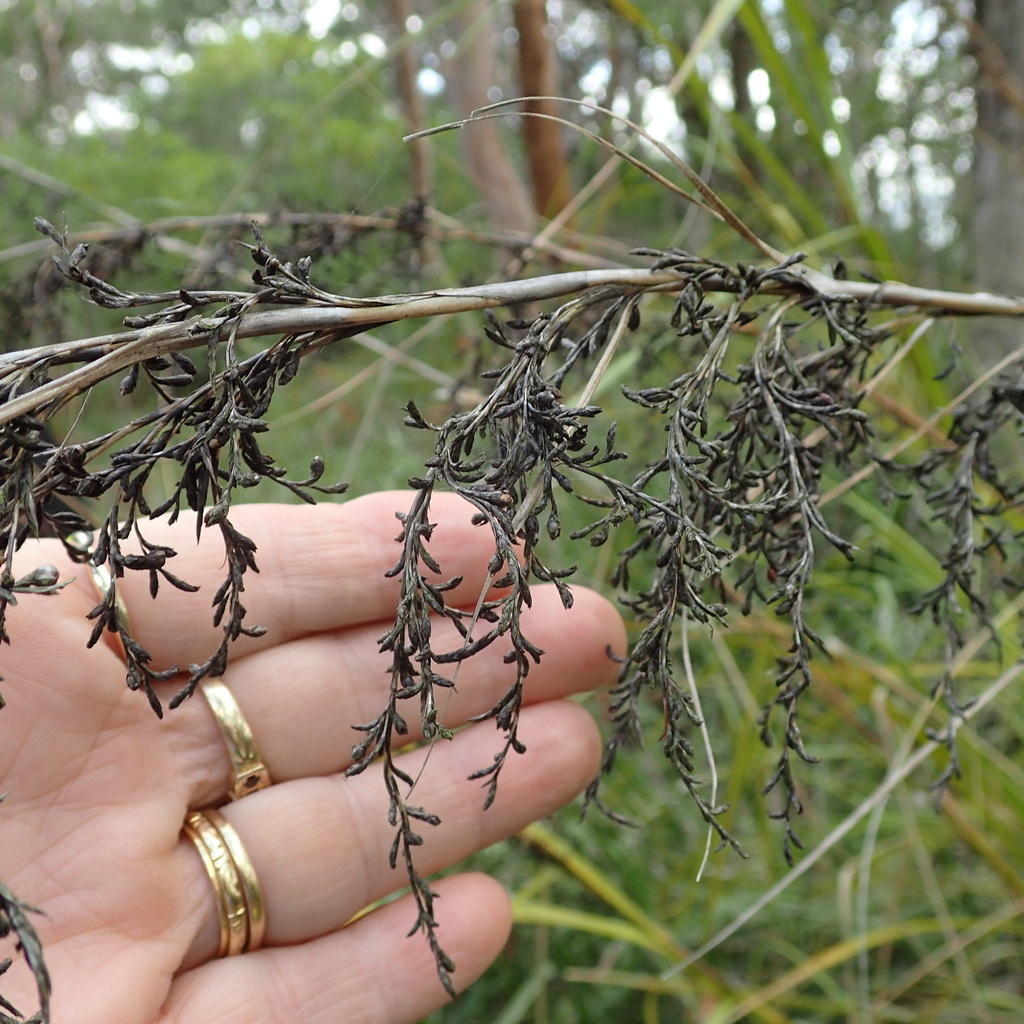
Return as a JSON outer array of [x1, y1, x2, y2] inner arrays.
[[6, 266, 1024, 428], [680, 610, 718, 884], [818, 339, 1024, 508], [5, 179, 1023, 1005]]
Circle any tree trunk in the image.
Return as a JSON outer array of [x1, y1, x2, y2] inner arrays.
[[444, 1, 536, 236], [382, 0, 432, 201], [970, 0, 1024, 362], [512, 0, 572, 216]]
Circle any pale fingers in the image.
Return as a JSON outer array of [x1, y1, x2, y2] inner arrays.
[[162, 873, 511, 1024], [178, 701, 600, 966], [168, 583, 625, 808], [100, 492, 505, 668]]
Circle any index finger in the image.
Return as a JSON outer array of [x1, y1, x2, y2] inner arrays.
[[81, 491, 503, 669]]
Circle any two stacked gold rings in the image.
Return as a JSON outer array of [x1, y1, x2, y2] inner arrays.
[[74, 531, 271, 959]]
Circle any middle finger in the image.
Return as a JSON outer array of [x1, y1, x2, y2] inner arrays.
[[168, 583, 625, 808]]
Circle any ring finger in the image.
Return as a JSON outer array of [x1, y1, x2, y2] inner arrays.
[[167, 582, 624, 808], [177, 699, 600, 969]]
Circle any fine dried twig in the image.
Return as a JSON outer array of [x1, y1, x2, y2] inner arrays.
[[0, 869, 48, 1024]]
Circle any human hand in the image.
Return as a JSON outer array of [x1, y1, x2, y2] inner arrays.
[[0, 491, 625, 1023]]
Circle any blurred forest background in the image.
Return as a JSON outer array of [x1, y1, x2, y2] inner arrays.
[[2, 0, 1023, 1021]]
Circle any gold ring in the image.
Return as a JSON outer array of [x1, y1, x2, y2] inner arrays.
[[204, 809, 267, 953], [183, 809, 266, 957], [201, 680, 272, 801]]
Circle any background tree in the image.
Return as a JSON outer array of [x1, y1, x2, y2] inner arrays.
[[1, 1, 1022, 1021], [512, 0, 573, 216], [971, 0, 1024, 359]]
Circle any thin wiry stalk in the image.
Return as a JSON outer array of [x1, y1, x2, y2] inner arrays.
[[681, 609, 720, 884]]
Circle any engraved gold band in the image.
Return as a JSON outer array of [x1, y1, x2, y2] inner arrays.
[[70, 531, 271, 803], [201, 680, 272, 801], [183, 809, 266, 957]]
